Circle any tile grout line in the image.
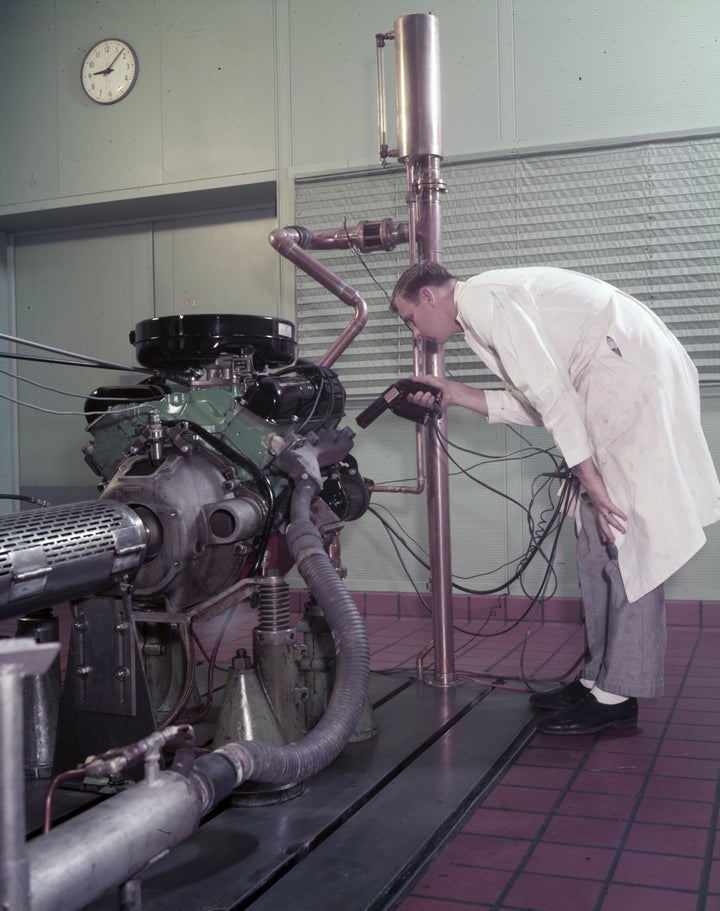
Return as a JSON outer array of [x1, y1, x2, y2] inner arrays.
[[482, 626, 706, 911], [588, 625, 705, 911], [485, 735, 600, 911], [445, 620, 584, 685], [694, 705, 720, 910]]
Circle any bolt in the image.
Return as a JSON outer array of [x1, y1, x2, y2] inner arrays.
[[231, 648, 252, 670]]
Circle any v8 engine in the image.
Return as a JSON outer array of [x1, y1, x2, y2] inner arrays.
[[80, 313, 368, 613], [0, 311, 374, 784]]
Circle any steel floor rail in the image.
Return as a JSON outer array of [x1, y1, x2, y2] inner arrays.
[[55, 674, 536, 911]]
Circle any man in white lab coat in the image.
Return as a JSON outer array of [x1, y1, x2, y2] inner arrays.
[[391, 262, 720, 734]]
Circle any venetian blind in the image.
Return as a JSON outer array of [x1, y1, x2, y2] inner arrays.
[[295, 135, 720, 398]]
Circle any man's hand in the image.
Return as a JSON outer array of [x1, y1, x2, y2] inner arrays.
[[405, 374, 449, 408], [407, 375, 490, 417], [572, 458, 627, 542]]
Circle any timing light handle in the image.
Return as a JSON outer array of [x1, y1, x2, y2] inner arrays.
[[356, 379, 442, 428]]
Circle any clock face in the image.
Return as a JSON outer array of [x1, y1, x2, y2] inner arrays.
[[81, 39, 138, 105]]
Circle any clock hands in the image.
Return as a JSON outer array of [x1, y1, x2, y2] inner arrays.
[[95, 47, 126, 77]]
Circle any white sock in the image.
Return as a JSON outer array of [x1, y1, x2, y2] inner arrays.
[[579, 677, 595, 689], [590, 685, 628, 705]]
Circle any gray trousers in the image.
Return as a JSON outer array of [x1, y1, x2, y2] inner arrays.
[[576, 497, 666, 698]]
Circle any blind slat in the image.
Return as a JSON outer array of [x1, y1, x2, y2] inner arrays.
[[296, 135, 720, 398]]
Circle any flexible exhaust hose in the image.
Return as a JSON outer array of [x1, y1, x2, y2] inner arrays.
[[26, 479, 370, 911], [215, 478, 370, 785]]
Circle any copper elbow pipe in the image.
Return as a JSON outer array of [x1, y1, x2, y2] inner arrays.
[[269, 226, 368, 368]]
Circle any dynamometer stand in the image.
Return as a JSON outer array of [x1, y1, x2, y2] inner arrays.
[[0, 638, 60, 911]]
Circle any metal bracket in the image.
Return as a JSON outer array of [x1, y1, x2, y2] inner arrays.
[[72, 597, 137, 716], [9, 546, 50, 602]]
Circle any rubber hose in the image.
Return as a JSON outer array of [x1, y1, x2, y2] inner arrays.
[[218, 478, 370, 786]]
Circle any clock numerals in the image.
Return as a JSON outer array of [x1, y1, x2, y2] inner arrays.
[[81, 39, 138, 105]]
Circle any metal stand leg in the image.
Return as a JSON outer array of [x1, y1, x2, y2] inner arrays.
[[119, 877, 143, 910], [0, 639, 59, 911]]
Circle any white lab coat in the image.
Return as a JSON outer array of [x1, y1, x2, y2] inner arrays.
[[454, 267, 720, 602]]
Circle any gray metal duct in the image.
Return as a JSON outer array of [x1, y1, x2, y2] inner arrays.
[[0, 501, 147, 619]]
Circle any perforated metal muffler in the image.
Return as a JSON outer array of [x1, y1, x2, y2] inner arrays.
[[0, 501, 147, 618]]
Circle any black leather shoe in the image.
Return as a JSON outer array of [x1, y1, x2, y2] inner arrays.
[[536, 693, 638, 735], [529, 679, 591, 711]]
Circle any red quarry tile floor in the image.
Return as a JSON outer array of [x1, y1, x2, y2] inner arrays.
[[4, 595, 719, 910], [384, 611, 720, 911]]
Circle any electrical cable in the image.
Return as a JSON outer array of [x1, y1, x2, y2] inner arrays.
[[431, 420, 530, 516], [0, 351, 137, 370], [157, 621, 198, 730], [342, 218, 394, 306], [428, 419, 576, 596], [294, 372, 326, 436], [368, 503, 527, 582], [365, 434, 558, 487], [352, 348, 579, 675], [368, 451, 580, 699], [368, 504, 429, 561], [368, 432, 575, 597], [0, 366, 159, 401], [0, 388, 138, 418], [381, 517, 432, 615], [0, 387, 169, 419], [369, 466, 575, 629], [0, 331, 158, 375], [0, 493, 50, 507], [454, 475, 574, 627], [518, 472, 560, 601], [450, 481, 584, 690], [434, 421, 560, 466], [407, 484, 579, 688], [186, 604, 238, 725]]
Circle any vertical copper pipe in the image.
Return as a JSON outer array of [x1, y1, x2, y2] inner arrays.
[[395, 13, 455, 685], [405, 162, 418, 264], [423, 341, 455, 685]]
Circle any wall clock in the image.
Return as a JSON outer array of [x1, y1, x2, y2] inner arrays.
[[81, 39, 139, 104]]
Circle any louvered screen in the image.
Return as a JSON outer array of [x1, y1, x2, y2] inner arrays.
[[295, 135, 720, 398]]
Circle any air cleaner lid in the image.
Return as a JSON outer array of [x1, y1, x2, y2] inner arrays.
[[130, 314, 296, 370]]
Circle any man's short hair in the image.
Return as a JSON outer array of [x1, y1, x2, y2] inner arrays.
[[390, 262, 457, 312]]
